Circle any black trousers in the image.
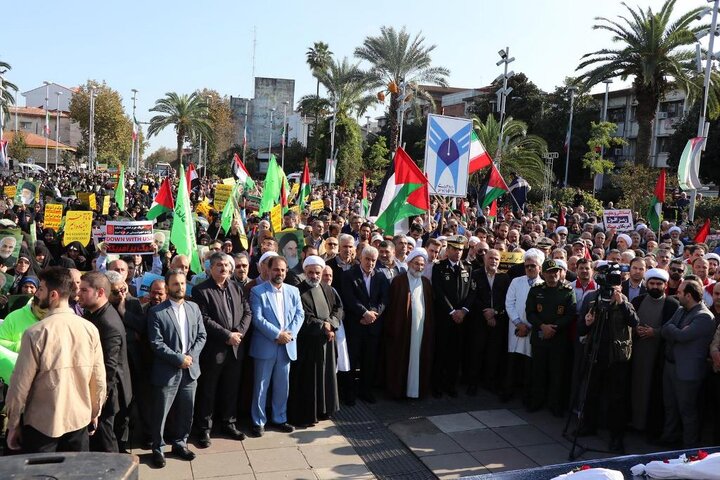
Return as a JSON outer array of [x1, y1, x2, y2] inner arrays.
[[467, 316, 508, 390], [530, 344, 567, 413], [582, 360, 630, 437], [195, 344, 245, 431], [90, 388, 119, 453], [23, 425, 88, 454], [433, 316, 466, 391], [346, 326, 379, 398], [503, 352, 532, 404]]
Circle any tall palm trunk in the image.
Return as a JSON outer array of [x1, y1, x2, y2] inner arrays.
[[313, 78, 321, 167], [175, 130, 184, 169], [388, 92, 400, 152], [634, 85, 659, 166]]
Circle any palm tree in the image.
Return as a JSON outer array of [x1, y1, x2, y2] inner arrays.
[[314, 57, 377, 118], [576, 0, 711, 165], [0, 61, 18, 120], [474, 114, 548, 187], [306, 42, 333, 136], [147, 92, 212, 166], [355, 26, 449, 152]]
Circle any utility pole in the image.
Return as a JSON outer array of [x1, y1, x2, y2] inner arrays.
[[43, 81, 50, 169], [131, 89, 138, 174], [495, 48, 515, 162], [89, 87, 97, 170], [55, 91, 62, 168], [268, 108, 275, 159], [242, 98, 250, 164], [281, 100, 289, 170], [563, 86, 578, 187]]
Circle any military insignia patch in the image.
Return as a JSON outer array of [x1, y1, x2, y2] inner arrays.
[[537, 304, 543, 312], [557, 305, 565, 315]]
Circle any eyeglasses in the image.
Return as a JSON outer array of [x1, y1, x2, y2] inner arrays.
[[525, 264, 538, 269], [670, 268, 684, 273], [111, 287, 128, 295]]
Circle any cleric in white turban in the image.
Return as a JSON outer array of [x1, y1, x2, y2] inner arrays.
[[302, 255, 326, 270], [616, 233, 632, 251], [644, 267, 669, 283]]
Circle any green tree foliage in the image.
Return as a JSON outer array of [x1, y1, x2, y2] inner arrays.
[[582, 121, 626, 175], [610, 163, 678, 216], [69, 80, 134, 165], [695, 197, 720, 224], [7, 131, 30, 162], [0, 61, 18, 119], [282, 140, 307, 175], [145, 147, 176, 170], [472, 114, 548, 187], [552, 187, 604, 215], [147, 92, 212, 167], [355, 26, 449, 152], [195, 89, 234, 173], [363, 135, 390, 184], [306, 42, 334, 165], [316, 114, 363, 185], [576, 0, 717, 165], [469, 73, 545, 130]]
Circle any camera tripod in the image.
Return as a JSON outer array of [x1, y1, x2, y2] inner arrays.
[[562, 288, 614, 461]]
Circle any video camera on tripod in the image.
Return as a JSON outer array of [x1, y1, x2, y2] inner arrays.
[[594, 262, 624, 300]]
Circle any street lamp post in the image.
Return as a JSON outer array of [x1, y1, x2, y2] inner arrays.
[[43, 81, 50, 170], [595, 79, 614, 194], [131, 89, 138, 174], [563, 86, 578, 187], [495, 48, 515, 162], [241, 98, 250, 165], [268, 108, 276, 159], [689, 0, 720, 221], [281, 101, 289, 170], [88, 87, 97, 170], [55, 91, 62, 168]]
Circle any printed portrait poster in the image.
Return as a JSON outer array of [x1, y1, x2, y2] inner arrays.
[[153, 229, 171, 252], [0, 272, 13, 295], [276, 229, 305, 270], [0, 228, 23, 268], [14, 179, 40, 207]]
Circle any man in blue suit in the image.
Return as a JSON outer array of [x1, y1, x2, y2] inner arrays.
[[250, 256, 304, 437], [147, 270, 207, 468]]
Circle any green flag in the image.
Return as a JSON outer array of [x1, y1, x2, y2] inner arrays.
[[259, 155, 284, 214], [221, 183, 239, 234], [171, 165, 203, 274], [115, 164, 126, 211]]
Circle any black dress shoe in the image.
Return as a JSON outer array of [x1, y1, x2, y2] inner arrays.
[[466, 385, 478, 396], [172, 446, 196, 461], [222, 423, 246, 441], [447, 388, 458, 398], [197, 430, 211, 448], [432, 389, 443, 399], [271, 422, 295, 433], [359, 392, 377, 404], [152, 450, 166, 468], [251, 425, 264, 437]]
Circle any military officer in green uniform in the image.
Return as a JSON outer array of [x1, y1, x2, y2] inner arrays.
[[432, 235, 476, 398], [525, 259, 576, 416]]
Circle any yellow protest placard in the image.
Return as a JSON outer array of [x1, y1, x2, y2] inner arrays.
[[499, 251, 524, 274], [4, 185, 16, 198], [214, 184, 234, 211], [291, 183, 300, 196], [309, 199, 324, 212], [270, 204, 283, 232], [222, 178, 236, 186], [44, 204, 64, 231], [290, 206, 301, 216], [141, 185, 149, 193], [78, 192, 97, 211], [102, 195, 110, 215], [195, 200, 211, 218], [63, 211, 93, 246]]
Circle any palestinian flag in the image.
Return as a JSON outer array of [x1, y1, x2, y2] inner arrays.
[[298, 158, 311, 209], [280, 178, 289, 213], [361, 174, 370, 217], [186, 162, 200, 192], [468, 130, 492, 173], [646, 169, 666, 232], [147, 177, 175, 220], [677, 137, 704, 190], [232, 153, 255, 191], [695, 218, 711, 244], [477, 163, 509, 209], [369, 147, 429, 235]]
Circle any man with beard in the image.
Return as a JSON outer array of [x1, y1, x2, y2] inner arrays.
[[384, 249, 435, 399], [146, 269, 206, 468], [78, 272, 132, 453], [5, 267, 105, 453], [249, 256, 304, 437], [578, 263, 639, 453], [622, 257, 647, 302], [286, 246, 318, 287], [423, 238, 441, 281], [667, 259, 685, 295], [0, 235, 17, 267], [326, 234, 355, 291], [469, 248, 510, 395], [630, 268, 680, 438], [377, 240, 405, 280], [289, 256, 342, 427], [231, 252, 251, 289], [659, 278, 716, 447], [142, 279, 167, 314], [192, 252, 251, 447]]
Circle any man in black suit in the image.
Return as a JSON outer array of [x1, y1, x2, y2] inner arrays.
[[432, 235, 477, 397], [193, 252, 252, 447], [470, 248, 511, 395], [621, 257, 646, 302], [340, 245, 389, 404], [78, 271, 133, 453], [147, 270, 207, 468], [326, 234, 355, 291]]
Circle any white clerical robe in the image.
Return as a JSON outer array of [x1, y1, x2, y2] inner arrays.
[[406, 274, 425, 398]]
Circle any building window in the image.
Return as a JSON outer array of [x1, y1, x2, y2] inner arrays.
[[657, 136, 670, 154], [660, 100, 684, 118], [607, 108, 625, 124], [20, 122, 32, 130], [629, 106, 637, 122]]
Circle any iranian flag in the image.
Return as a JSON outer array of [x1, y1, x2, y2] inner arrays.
[[468, 130, 492, 173], [132, 115, 138, 141], [369, 147, 429, 235], [298, 158, 311, 209], [147, 177, 175, 220], [646, 168, 666, 232], [477, 163, 509, 209], [44, 108, 51, 136], [186, 162, 199, 192], [361, 174, 370, 217], [232, 153, 255, 190]]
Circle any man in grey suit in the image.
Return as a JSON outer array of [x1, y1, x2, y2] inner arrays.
[[660, 278, 716, 447], [147, 270, 207, 468]]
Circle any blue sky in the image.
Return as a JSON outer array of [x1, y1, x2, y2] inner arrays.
[[2, 0, 707, 152]]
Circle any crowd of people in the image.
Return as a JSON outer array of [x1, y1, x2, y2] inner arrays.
[[0, 167, 718, 466]]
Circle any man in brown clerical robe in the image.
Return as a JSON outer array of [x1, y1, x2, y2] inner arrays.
[[384, 248, 435, 399], [289, 256, 342, 427]]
